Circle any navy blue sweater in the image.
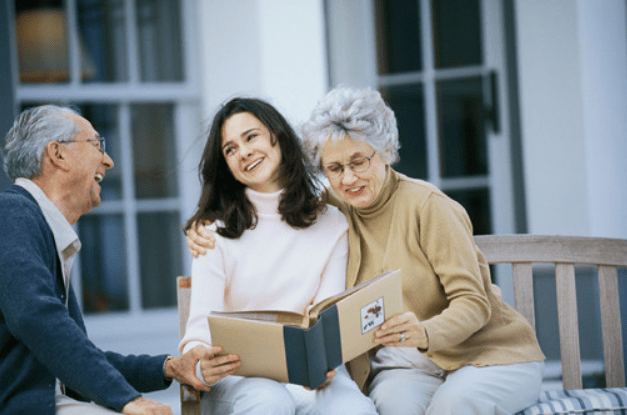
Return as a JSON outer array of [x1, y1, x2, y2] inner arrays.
[[0, 185, 171, 414]]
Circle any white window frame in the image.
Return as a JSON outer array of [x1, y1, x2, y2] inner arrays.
[[8, 0, 202, 353]]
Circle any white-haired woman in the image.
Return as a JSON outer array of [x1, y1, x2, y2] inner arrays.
[[299, 87, 545, 415], [187, 87, 545, 415]]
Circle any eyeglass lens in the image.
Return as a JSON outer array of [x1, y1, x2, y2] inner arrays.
[[325, 157, 370, 176]]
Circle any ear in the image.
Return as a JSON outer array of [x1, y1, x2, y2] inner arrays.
[[383, 150, 393, 165], [44, 141, 71, 172]]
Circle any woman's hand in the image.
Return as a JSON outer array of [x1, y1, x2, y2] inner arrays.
[[374, 312, 428, 350], [196, 345, 242, 385], [303, 369, 336, 391], [185, 220, 216, 258]]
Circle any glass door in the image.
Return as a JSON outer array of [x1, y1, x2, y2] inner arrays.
[[374, 0, 515, 238]]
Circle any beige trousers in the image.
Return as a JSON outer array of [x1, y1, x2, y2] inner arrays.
[[55, 381, 120, 415], [56, 393, 120, 415]]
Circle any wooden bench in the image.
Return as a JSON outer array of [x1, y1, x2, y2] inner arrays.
[[475, 235, 627, 414], [177, 276, 201, 415]]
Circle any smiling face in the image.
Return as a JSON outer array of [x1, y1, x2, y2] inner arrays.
[[65, 113, 114, 216], [321, 135, 387, 209], [221, 112, 283, 193]]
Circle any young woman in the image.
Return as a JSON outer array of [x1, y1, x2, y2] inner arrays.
[[179, 97, 377, 415]]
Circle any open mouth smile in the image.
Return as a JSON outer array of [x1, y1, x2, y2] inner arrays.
[[346, 186, 364, 194], [245, 158, 263, 171]]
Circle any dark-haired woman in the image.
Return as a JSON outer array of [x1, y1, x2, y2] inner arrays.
[[178, 97, 377, 415]]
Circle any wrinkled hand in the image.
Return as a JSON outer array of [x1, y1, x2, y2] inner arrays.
[[121, 396, 172, 415], [374, 312, 428, 349], [197, 345, 241, 385], [165, 346, 212, 392], [303, 369, 336, 391], [185, 220, 215, 258]]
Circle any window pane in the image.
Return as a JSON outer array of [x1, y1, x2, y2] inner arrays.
[[445, 188, 491, 235], [79, 214, 129, 313], [79, 104, 123, 200], [432, 0, 482, 68], [380, 84, 427, 179], [137, 212, 181, 309], [136, 0, 183, 82], [437, 77, 487, 178], [375, 0, 422, 74], [131, 103, 178, 199], [15, 2, 69, 83], [77, 0, 129, 83]]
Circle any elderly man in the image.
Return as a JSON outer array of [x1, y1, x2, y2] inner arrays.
[[0, 105, 212, 415]]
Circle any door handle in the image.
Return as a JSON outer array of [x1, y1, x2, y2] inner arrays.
[[484, 71, 500, 134]]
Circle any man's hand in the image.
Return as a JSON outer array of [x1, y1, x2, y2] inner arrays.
[[166, 345, 240, 390], [185, 221, 215, 258], [165, 346, 215, 392], [121, 396, 172, 415]]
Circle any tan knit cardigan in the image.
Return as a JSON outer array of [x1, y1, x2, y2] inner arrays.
[[326, 167, 545, 389]]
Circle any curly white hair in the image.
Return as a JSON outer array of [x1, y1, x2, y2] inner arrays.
[[301, 87, 400, 170]]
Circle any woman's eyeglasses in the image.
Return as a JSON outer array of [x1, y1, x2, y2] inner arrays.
[[323, 150, 376, 178]]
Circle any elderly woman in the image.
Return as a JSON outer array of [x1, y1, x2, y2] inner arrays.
[[188, 88, 545, 415], [300, 87, 545, 415]]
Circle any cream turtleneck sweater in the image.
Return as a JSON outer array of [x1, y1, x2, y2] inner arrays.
[[180, 187, 349, 353]]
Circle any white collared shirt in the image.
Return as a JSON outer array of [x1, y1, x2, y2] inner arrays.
[[14, 178, 81, 304], [15, 178, 82, 396]]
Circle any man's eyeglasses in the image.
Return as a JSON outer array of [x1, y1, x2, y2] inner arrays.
[[323, 150, 376, 178], [58, 137, 106, 154]]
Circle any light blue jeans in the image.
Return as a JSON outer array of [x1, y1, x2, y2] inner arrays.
[[201, 365, 377, 415], [368, 351, 544, 415]]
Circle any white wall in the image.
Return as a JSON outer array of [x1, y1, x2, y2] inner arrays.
[[514, 0, 627, 238], [325, 0, 377, 88], [196, 0, 328, 129], [577, 0, 627, 238]]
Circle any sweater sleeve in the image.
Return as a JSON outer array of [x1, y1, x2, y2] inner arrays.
[[311, 215, 348, 305], [417, 193, 492, 353], [103, 350, 171, 393], [0, 196, 154, 412]]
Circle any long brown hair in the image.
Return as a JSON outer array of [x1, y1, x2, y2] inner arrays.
[[185, 97, 324, 239]]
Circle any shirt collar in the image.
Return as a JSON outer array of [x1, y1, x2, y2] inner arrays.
[[14, 178, 81, 261]]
